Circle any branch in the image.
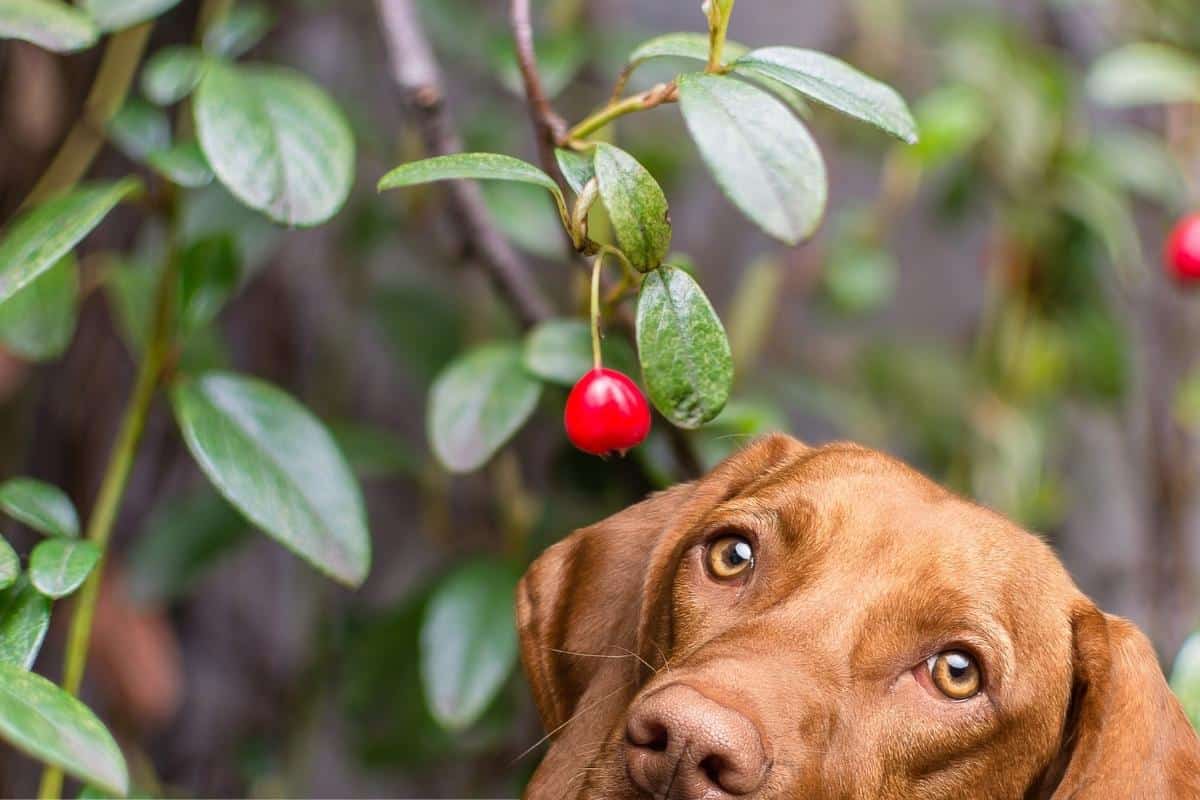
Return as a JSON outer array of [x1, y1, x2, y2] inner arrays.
[[508, 0, 567, 182], [375, 0, 554, 327]]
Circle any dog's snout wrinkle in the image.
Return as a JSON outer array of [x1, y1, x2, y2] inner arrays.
[[624, 683, 769, 799]]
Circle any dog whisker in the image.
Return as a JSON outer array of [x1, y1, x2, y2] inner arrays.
[[512, 680, 634, 764]]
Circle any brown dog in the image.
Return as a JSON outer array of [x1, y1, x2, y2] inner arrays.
[[517, 435, 1200, 799]]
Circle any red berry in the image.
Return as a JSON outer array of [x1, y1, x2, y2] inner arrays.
[[1166, 213, 1200, 284], [564, 368, 651, 456]]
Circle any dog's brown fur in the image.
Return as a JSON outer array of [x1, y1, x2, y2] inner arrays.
[[517, 435, 1200, 799]]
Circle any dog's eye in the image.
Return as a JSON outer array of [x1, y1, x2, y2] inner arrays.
[[706, 535, 754, 580], [926, 650, 981, 700]]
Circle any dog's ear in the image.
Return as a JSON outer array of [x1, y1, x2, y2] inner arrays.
[[516, 433, 805, 733], [1044, 604, 1200, 797]]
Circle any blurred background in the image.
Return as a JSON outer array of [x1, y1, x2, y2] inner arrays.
[[1, 0, 1199, 795]]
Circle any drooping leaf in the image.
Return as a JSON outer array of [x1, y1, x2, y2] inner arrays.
[[677, 73, 826, 244], [0, 0, 98, 52], [82, 0, 181, 32], [636, 266, 733, 428], [0, 478, 79, 538], [145, 140, 213, 188], [195, 61, 355, 226], [127, 487, 249, 602], [427, 343, 541, 473], [0, 179, 139, 306], [522, 318, 636, 386], [108, 100, 171, 161], [140, 45, 206, 106], [732, 47, 918, 143], [0, 578, 52, 669], [171, 372, 370, 586], [1171, 631, 1200, 730], [29, 538, 99, 599], [554, 148, 595, 196], [1088, 43, 1200, 108], [593, 143, 671, 271], [0, 255, 78, 361], [379, 153, 568, 231], [201, 1, 272, 58], [0, 661, 128, 797], [178, 234, 238, 332], [0, 538, 17, 592], [420, 561, 519, 731]]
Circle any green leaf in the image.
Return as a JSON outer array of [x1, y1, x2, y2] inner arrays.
[[907, 85, 990, 167], [1088, 43, 1200, 108], [677, 73, 826, 245], [0, 538, 17, 592], [522, 318, 636, 386], [108, 100, 170, 161], [427, 343, 541, 473], [178, 235, 238, 332], [0, 578, 52, 669], [554, 148, 595, 195], [732, 47, 918, 143], [420, 561, 518, 731], [0, 179, 139, 306], [0, 0, 98, 52], [327, 421, 422, 480], [171, 372, 370, 586], [1171, 631, 1200, 730], [0, 661, 128, 797], [127, 487, 249, 603], [625, 31, 747, 70], [0, 478, 79, 538], [195, 62, 355, 226], [202, 1, 272, 58], [637, 266, 733, 428], [593, 143, 671, 271], [81, 0, 181, 32], [29, 538, 99, 598], [0, 255, 78, 361], [145, 140, 213, 188], [379, 152, 568, 231], [140, 45, 206, 106]]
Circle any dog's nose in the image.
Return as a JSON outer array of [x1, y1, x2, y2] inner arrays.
[[624, 683, 769, 798]]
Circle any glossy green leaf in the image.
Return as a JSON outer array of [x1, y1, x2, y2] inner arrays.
[[1088, 43, 1200, 108], [108, 100, 170, 160], [195, 62, 355, 226], [379, 153, 567, 230], [420, 561, 518, 731], [0, 179, 139, 306], [733, 47, 918, 142], [677, 73, 826, 245], [178, 235, 238, 331], [0, 578, 52, 669], [554, 148, 595, 196], [0, 478, 79, 538], [0, 255, 78, 361], [1171, 631, 1200, 730], [0, 538, 17, 592], [522, 318, 636, 386], [202, 1, 272, 58], [140, 45, 206, 106], [0, 661, 128, 796], [593, 143, 671, 271], [82, 0, 180, 32], [127, 487, 249, 602], [29, 538, 99, 599], [427, 343, 541, 473], [171, 372, 370, 586], [636, 266, 733, 428], [145, 140, 213, 188], [0, 0, 98, 52]]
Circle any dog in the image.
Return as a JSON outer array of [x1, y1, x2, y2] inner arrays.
[[516, 435, 1200, 798]]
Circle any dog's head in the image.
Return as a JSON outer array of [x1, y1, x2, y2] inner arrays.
[[517, 435, 1200, 799]]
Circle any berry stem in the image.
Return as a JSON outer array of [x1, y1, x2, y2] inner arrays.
[[590, 251, 604, 370]]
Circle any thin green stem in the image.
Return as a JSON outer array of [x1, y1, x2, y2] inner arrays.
[[566, 81, 677, 144], [705, 0, 736, 73], [590, 251, 604, 370]]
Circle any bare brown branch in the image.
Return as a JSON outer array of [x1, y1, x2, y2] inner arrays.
[[508, 0, 568, 183]]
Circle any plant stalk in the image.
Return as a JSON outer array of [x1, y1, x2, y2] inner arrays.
[[705, 0, 736, 73], [566, 81, 677, 144], [590, 252, 604, 370]]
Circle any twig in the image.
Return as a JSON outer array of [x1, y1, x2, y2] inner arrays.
[[566, 81, 678, 145], [508, 0, 568, 182], [375, 0, 554, 328], [20, 23, 153, 209]]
